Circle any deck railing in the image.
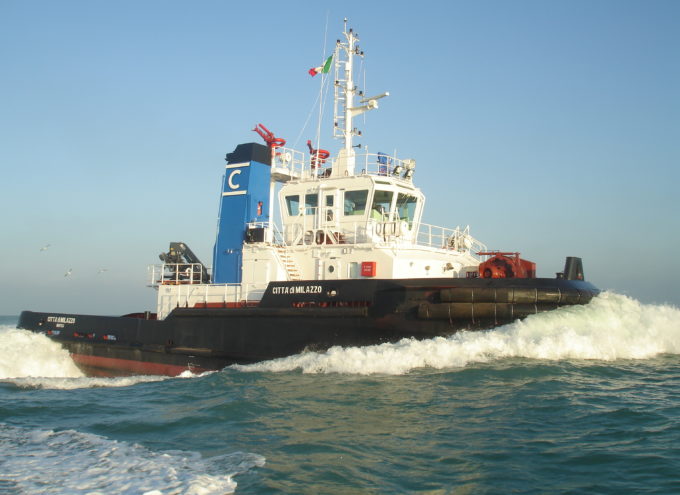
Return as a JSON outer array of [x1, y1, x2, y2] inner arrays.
[[148, 263, 210, 286], [273, 148, 416, 182], [416, 224, 487, 257], [152, 279, 266, 319], [241, 216, 486, 256]]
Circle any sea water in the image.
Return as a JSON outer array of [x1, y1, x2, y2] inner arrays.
[[1, 292, 679, 494]]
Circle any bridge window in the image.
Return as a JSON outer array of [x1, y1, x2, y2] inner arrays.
[[397, 193, 418, 227], [285, 195, 300, 216], [305, 194, 318, 215], [344, 190, 368, 216], [371, 190, 394, 220]]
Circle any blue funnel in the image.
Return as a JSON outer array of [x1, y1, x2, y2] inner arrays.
[[212, 143, 271, 283]]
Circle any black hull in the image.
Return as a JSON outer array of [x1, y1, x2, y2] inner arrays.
[[18, 278, 598, 376]]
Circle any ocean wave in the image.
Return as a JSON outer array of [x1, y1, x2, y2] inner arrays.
[[0, 326, 83, 379], [235, 292, 680, 375], [0, 423, 264, 494], [4, 374, 172, 390], [0, 326, 211, 389]]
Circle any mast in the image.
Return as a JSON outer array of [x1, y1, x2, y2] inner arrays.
[[332, 19, 388, 177]]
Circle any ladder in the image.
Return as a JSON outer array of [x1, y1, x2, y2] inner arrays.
[[276, 246, 302, 281]]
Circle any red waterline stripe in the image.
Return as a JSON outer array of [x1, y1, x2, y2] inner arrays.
[[70, 353, 211, 377]]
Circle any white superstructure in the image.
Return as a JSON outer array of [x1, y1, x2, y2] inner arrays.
[[150, 21, 487, 318]]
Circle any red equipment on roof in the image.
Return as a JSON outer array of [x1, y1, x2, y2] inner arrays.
[[477, 252, 536, 279], [306, 140, 330, 167], [253, 123, 286, 149]]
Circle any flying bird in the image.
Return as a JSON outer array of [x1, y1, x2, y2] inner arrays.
[[40, 244, 51, 252], [97, 268, 108, 274], [64, 268, 72, 277]]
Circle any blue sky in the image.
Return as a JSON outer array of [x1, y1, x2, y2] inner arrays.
[[1, 0, 678, 315]]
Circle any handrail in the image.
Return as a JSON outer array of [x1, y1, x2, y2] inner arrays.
[[415, 224, 486, 258], [153, 278, 267, 319], [148, 263, 211, 287], [277, 218, 485, 256], [273, 147, 417, 182]]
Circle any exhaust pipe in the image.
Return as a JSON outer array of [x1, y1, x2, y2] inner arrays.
[[563, 257, 584, 281]]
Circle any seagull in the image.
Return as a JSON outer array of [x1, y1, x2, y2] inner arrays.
[[40, 244, 51, 252], [97, 268, 108, 274], [64, 268, 72, 277]]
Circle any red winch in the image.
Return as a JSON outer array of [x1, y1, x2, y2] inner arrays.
[[477, 251, 536, 279]]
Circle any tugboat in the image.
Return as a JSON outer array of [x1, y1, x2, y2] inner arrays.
[[18, 21, 598, 376]]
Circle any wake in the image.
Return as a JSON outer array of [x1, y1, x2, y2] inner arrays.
[[236, 292, 680, 375], [0, 424, 264, 494]]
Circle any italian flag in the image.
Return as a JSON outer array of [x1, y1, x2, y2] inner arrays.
[[308, 55, 333, 77]]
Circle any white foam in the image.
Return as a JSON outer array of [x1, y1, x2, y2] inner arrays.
[[7, 374, 172, 390], [236, 292, 680, 375], [13, 369, 218, 390], [0, 326, 83, 379], [0, 326, 209, 389], [0, 423, 265, 494]]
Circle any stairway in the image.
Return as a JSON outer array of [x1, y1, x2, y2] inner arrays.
[[276, 246, 302, 281]]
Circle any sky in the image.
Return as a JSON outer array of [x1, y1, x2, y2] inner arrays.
[[1, 0, 678, 315]]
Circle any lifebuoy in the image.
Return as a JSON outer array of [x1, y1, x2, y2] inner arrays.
[[307, 139, 330, 167], [311, 149, 330, 167]]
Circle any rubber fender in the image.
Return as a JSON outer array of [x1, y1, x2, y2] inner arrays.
[[417, 302, 514, 321], [450, 287, 586, 305], [471, 302, 493, 317], [476, 287, 500, 302], [418, 302, 563, 321], [449, 303, 473, 319], [512, 303, 538, 317], [498, 303, 518, 319], [580, 291, 595, 304], [493, 289, 514, 303], [418, 303, 468, 320], [440, 287, 473, 302], [513, 303, 560, 317], [559, 290, 582, 305], [512, 289, 538, 304], [439, 287, 519, 303], [536, 289, 562, 304], [417, 302, 429, 319]]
